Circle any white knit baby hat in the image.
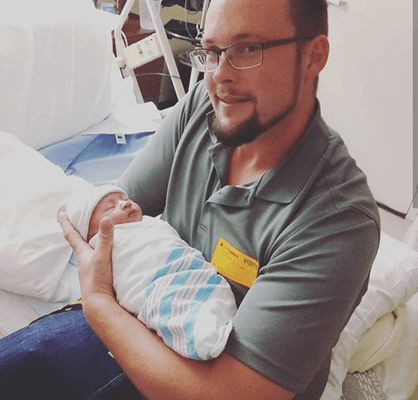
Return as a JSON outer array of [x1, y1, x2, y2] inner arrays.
[[58, 184, 127, 241]]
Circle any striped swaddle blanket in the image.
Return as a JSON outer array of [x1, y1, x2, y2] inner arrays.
[[92, 216, 237, 360]]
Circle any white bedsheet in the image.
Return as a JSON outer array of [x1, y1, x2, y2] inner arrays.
[[322, 232, 418, 400], [375, 292, 418, 400], [0, 266, 81, 338]]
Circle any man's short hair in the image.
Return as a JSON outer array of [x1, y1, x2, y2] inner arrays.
[[289, 0, 328, 37]]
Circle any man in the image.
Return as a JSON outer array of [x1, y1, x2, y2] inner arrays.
[[0, 0, 380, 399]]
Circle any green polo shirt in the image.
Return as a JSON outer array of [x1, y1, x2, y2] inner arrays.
[[118, 82, 380, 394]]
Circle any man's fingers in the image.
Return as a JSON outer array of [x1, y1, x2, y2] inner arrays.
[[59, 211, 113, 259], [58, 211, 90, 252]]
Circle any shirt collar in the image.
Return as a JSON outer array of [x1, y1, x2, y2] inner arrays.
[[257, 106, 330, 203], [206, 103, 330, 204]]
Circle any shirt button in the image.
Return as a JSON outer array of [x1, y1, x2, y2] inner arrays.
[[211, 203, 217, 209]]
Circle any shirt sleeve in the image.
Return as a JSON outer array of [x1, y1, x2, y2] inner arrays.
[[225, 206, 380, 394], [117, 82, 208, 216]]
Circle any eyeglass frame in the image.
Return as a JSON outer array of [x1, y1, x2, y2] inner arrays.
[[188, 36, 314, 72]]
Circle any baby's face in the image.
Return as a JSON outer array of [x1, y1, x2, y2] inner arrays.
[[88, 192, 143, 240]]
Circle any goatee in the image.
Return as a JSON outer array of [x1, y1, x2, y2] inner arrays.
[[212, 105, 296, 148], [212, 113, 263, 147]]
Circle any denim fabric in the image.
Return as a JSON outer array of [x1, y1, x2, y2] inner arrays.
[[0, 309, 146, 400], [0, 307, 329, 399]]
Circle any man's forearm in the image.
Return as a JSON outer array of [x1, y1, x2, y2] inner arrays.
[[83, 293, 211, 400], [82, 294, 294, 400]]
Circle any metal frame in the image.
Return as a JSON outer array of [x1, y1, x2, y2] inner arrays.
[[114, 0, 186, 103], [188, 0, 210, 90]]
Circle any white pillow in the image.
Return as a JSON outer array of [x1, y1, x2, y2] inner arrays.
[[0, 0, 118, 149], [348, 233, 418, 329], [0, 132, 89, 301], [347, 305, 406, 373], [322, 232, 418, 400]]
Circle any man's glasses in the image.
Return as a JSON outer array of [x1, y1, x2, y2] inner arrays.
[[188, 36, 313, 72]]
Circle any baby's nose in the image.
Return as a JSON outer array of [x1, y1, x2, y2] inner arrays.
[[120, 199, 131, 209]]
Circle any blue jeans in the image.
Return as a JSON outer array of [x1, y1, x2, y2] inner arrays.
[[0, 309, 146, 400], [0, 308, 329, 399]]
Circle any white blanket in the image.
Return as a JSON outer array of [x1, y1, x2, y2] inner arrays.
[[96, 218, 237, 360]]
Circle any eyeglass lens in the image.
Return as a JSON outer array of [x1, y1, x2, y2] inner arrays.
[[190, 43, 263, 72]]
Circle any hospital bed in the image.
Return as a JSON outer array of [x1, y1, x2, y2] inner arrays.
[[1, 1, 417, 399]]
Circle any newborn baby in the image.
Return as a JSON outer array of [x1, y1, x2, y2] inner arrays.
[[87, 190, 143, 241], [59, 184, 237, 360]]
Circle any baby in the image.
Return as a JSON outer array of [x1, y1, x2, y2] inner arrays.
[[59, 184, 236, 361], [87, 190, 142, 241], [60, 184, 142, 241]]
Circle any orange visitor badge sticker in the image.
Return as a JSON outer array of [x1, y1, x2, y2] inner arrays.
[[211, 238, 259, 287]]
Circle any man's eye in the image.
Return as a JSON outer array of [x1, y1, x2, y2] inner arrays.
[[240, 44, 259, 54]]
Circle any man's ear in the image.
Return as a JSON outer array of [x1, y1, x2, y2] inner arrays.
[[304, 35, 329, 81]]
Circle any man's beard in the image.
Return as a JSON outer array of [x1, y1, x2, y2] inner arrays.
[[212, 52, 303, 148], [211, 112, 264, 147], [212, 88, 300, 147]]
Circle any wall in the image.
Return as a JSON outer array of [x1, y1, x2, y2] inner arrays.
[[318, 0, 413, 215]]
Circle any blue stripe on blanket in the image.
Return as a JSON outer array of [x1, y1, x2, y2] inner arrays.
[[141, 245, 223, 359]]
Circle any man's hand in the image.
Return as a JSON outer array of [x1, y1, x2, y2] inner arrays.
[[58, 211, 115, 303]]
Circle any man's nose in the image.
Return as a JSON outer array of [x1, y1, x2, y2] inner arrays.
[[212, 52, 236, 83]]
